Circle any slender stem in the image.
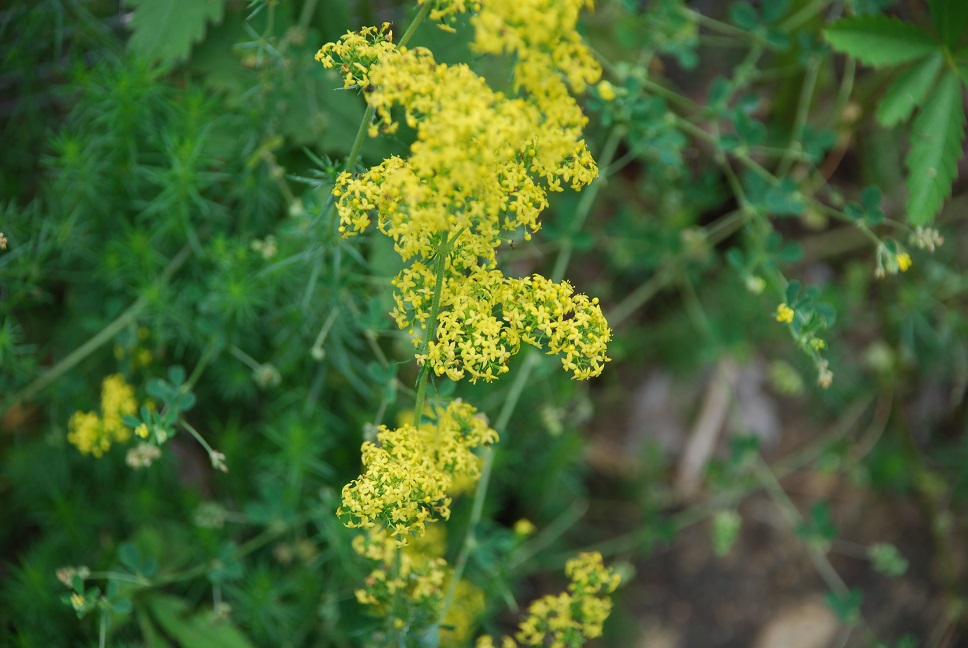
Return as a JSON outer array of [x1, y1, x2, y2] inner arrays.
[[228, 345, 263, 372], [99, 608, 107, 648], [180, 418, 223, 471], [398, 1, 433, 49], [753, 457, 849, 595], [343, 104, 376, 177], [184, 343, 217, 392], [1, 244, 192, 414], [777, 57, 820, 177], [412, 235, 454, 426], [551, 126, 624, 282]]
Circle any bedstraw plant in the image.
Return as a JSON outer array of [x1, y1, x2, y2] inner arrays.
[[3, 0, 968, 645]]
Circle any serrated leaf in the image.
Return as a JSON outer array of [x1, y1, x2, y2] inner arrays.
[[824, 16, 939, 67], [929, 0, 968, 49], [877, 52, 944, 126], [125, 0, 226, 67], [905, 70, 966, 225]]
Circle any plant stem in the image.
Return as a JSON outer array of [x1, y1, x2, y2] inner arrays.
[[398, 1, 432, 48], [412, 235, 454, 426], [1, 244, 192, 414]]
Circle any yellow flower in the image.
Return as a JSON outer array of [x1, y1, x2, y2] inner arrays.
[[896, 252, 912, 272], [513, 518, 536, 536], [775, 303, 794, 324], [597, 80, 616, 101], [67, 374, 138, 457]]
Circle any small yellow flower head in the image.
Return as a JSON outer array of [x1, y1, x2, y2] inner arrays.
[[597, 80, 616, 101], [135, 423, 149, 439], [69, 592, 85, 611], [67, 374, 138, 457], [810, 338, 826, 351], [895, 252, 912, 272], [513, 518, 537, 537], [775, 303, 794, 324], [420, 0, 481, 28]]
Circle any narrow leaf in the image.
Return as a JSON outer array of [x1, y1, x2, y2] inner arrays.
[[928, 0, 968, 49], [824, 16, 939, 67], [876, 52, 945, 126], [905, 70, 967, 225], [124, 0, 225, 67]]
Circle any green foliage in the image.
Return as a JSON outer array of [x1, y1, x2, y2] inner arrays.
[[2, 0, 967, 645], [823, 17, 938, 67], [905, 70, 966, 225], [868, 542, 909, 577], [825, 11, 968, 226], [124, 0, 227, 67]]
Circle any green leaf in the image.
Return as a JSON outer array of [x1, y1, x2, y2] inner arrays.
[[825, 589, 863, 624], [876, 52, 945, 126], [868, 542, 909, 577], [712, 510, 742, 557], [125, 0, 226, 67], [729, 2, 760, 30], [824, 16, 939, 67], [929, 0, 968, 49], [145, 593, 255, 648], [905, 70, 967, 225]]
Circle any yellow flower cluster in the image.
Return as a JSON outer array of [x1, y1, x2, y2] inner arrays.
[[318, 0, 610, 383], [67, 374, 137, 457], [775, 303, 794, 324], [477, 552, 620, 648], [314, 23, 395, 90], [352, 527, 450, 618], [338, 400, 498, 543], [472, 0, 602, 96], [393, 267, 609, 381], [420, 0, 482, 28]]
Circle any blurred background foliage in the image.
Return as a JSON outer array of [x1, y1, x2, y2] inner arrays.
[[1, 0, 966, 646]]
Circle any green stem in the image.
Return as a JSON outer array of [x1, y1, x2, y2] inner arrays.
[[1, 244, 192, 414], [412, 235, 454, 426], [753, 457, 849, 595], [551, 126, 625, 282], [398, 1, 433, 48], [777, 57, 820, 177], [99, 608, 107, 648]]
